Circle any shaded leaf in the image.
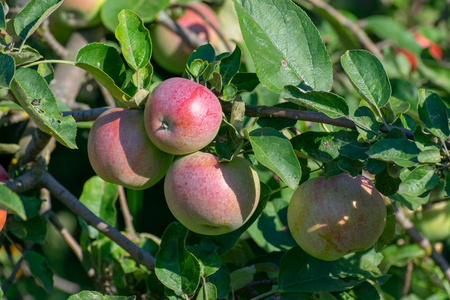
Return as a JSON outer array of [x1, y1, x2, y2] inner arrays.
[[25, 251, 53, 293], [155, 223, 201, 296], [0, 53, 15, 88], [417, 89, 450, 142]]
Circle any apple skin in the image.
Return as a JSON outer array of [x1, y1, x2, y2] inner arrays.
[[88, 108, 174, 190], [0, 164, 8, 231], [151, 2, 220, 74], [54, 0, 106, 28], [287, 173, 387, 261], [164, 152, 260, 236], [414, 201, 450, 242], [144, 77, 222, 155]]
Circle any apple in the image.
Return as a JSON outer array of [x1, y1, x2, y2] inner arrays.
[[144, 77, 222, 155], [414, 201, 450, 242], [414, 32, 443, 60], [54, 0, 106, 28], [151, 2, 220, 74], [287, 173, 387, 261], [88, 108, 174, 190], [0, 164, 8, 231], [396, 48, 418, 71], [164, 152, 260, 236]]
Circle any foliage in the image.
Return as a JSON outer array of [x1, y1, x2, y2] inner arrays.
[[0, 0, 449, 299]]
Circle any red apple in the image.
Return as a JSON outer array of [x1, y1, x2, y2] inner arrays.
[[0, 164, 8, 231], [151, 2, 220, 74], [144, 77, 222, 155], [414, 32, 443, 60], [88, 108, 174, 190], [54, 0, 106, 28], [396, 48, 418, 71], [0, 164, 7, 181], [164, 152, 260, 235], [288, 173, 387, 261]]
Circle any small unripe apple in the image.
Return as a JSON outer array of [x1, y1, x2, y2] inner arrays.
[[54, 0, 106, 28], [151, 2, 220, 74], [164, 152, 260, 236], [0, 164, 8, 231], [288, 173, 386, 261], [144, 77, 222, 155], [88, 108, 174, 190]]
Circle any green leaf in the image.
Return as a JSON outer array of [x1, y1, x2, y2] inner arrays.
[[398, 166, 439, 197], [75, 43, 133, 107], [8, 46, 42, 66], [234, 0, 332, 93], [247, 197, 297, 252], [209, 266, 231, 299], [68, 291, 136, 300], [215, 121, 244, 162], [9, 216, 47, 243], [10, 68, 77, 149], [341, 50, 391, 109], [115, 9, 152, 70], [155, 223, 201, 296], [196, 282, 217, 300], [367, 139, 420, 167], [418, 149, 441, 164], [79, 176, 118, 239], [230, 73, 260, 92], [417, 89, 450, 142], [217, 45, 241, 86], [230, 265, 256, 291], [282, 86, 349, 119], [291, 131, 340, 163], [101, 0, 170, 32], [14, 0, 63, 47], [187, 44, 216, 67], [0, 2, 5, 31], [278, 247, 368, 293], [0, 53, 15, 89], [25, 251, 53, 293], [353, 106, 380, 141], [0, 185, 26, 220], [247, 127, 301, 189], [375, 166, 401, 196], [187, 239, 221, 277]]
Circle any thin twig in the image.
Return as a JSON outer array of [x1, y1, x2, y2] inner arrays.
[[62, 107, 111, 122], [393, 203, 450, 282], [403, 260, 413, 296], [40, 172, 156, 272], [118, 185, 138, 240], [36, 20, 69, 59]]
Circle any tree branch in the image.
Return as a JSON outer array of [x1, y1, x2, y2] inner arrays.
[[40, 172, 156, 272], [393, 204, 450, 282]]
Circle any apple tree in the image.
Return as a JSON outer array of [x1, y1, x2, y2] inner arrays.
[[0, 0, 450, 299]]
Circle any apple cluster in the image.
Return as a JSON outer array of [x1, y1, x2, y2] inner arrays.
[[88, 77, 260, 236]]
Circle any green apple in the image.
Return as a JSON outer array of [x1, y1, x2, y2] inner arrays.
[[54, 0, 106, 28], [288, 173, 387, 261]]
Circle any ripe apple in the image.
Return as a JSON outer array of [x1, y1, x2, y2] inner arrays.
[[396, 48, 418, 71], [144, 77, 222, 155], [287, 173, 387, 261], [414, 201, 450, 242], [88, 108, 174, 190], [151, 2, 220, 74], [54, 0, 106, 28], [0, 164, 8, 231], [414, 32, 443, 60], [164, 152, 260, 236]]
